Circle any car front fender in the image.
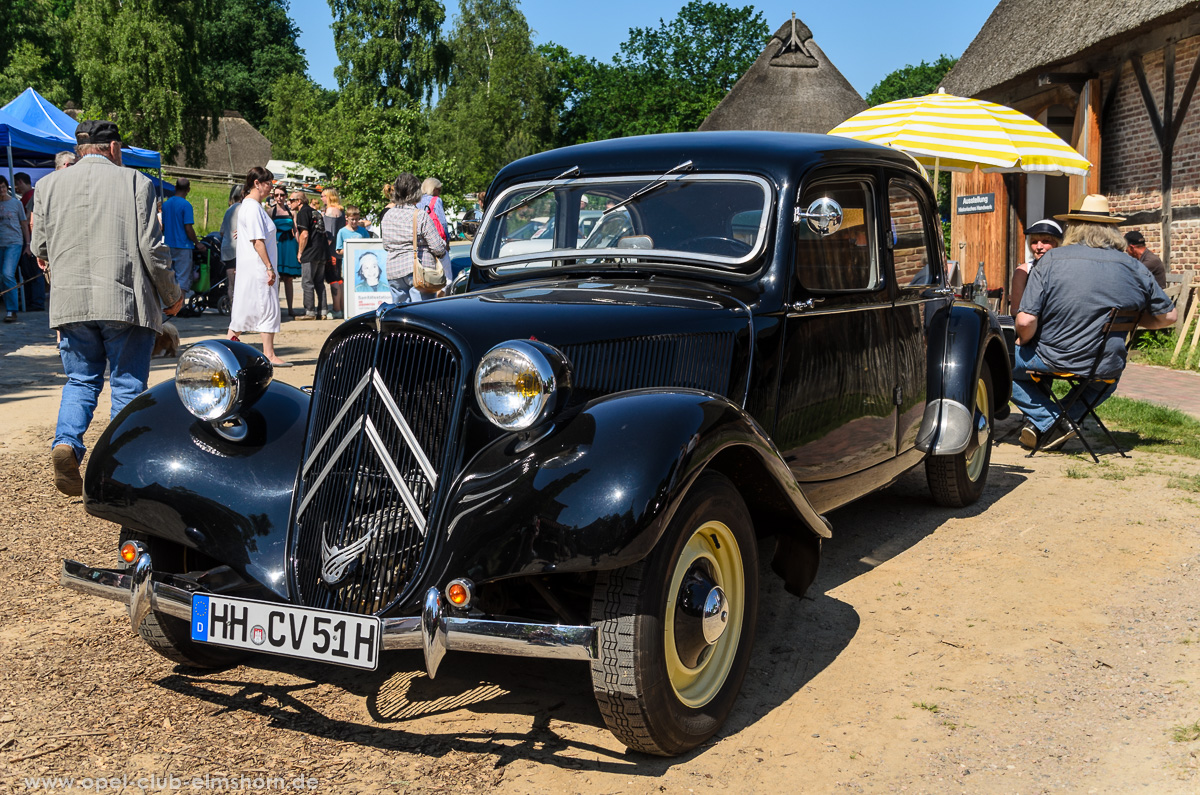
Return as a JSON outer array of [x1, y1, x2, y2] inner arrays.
[[425, 389, 828, 588], [916, 302, 1013, 455], [83, 380, 309, 600]]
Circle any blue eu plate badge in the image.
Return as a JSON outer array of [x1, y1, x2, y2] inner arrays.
[[191, 594, 210, 641]]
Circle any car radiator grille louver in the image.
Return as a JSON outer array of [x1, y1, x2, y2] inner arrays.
[[563, 332, 734, 398], [291, 329, 461, 615]]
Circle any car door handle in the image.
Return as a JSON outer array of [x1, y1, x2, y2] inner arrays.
[[787, 298, 826, 316]]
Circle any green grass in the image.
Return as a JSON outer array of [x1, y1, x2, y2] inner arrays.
[[913, 701, 940, 713], [1129, 322, 1200, 372], [179, 180, 239, 237], [1170, 720, 1200, 742], [1047, 380, 1200, 460], [1093, 396, 1200, 460], [1168, 474, 1200, 493]]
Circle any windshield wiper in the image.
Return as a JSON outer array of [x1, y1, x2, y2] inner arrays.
[[496, 165, 580, 218], [603, 160, 694, 216]]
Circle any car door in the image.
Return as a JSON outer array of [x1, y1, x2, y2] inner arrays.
[[886, 176, 948, 453], [775, 174, 897, 482]]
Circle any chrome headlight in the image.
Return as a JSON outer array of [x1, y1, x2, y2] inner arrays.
[[474, 340, 571, 431], [175, 340, 272, 422]]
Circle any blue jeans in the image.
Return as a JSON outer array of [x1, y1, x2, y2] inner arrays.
[[170, 247, 193, 293], [1010, 345, 1118, 432], [387, 275, 426, 305], [54, 321, 157, 461], [1, 244, 21, 312]]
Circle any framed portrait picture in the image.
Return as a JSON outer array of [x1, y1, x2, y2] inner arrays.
[[342, 237, 390, 316]]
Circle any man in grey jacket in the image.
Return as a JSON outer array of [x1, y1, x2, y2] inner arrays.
[[31, 120, 183, 495]]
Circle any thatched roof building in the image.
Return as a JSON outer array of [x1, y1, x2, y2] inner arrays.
[[941, 0, 1200, 100], [168, 111, 272, 176], [700, 14, 867, 134], [938, 0, 1200, 312]]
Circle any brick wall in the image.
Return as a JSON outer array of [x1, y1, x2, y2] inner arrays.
[[1101, 34, 1200, 284]]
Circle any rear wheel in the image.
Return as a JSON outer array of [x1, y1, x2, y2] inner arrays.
[[119, 530, 249, 669], [590, 472, 758, 755], [926, 366, 994, 507]]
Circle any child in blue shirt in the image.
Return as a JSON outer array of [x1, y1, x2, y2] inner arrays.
[[335, 206, 372, 256]]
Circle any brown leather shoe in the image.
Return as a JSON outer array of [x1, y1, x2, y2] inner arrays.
[[52, 444, 83, 496]]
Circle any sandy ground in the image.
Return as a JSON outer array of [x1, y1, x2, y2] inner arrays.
[[3, 312, 1200, 794]]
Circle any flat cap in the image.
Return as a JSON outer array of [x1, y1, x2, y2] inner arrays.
[[75, 120, 122, 146]]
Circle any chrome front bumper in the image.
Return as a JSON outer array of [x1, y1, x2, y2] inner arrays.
[[62, 555, 597, 677]]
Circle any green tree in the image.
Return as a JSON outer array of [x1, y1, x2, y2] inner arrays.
[[429, 0, 557, 191], [865, 55, 958, 106], [263, 73, 338, 166], [72, 0, 219, 166], [328, 0, 449, 106], [201, 0, 307, 128], [865, 55, 960, 227], [328, 99, 458, 215], [265, 77, 455, 217], [555, 1, 767, 144], [0, 0, 77, 105]]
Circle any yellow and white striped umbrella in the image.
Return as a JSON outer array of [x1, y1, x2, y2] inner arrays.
[[828, 89, 1091, 177]]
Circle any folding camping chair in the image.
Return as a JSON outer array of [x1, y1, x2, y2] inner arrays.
[[1025, 308, 1141, 463]]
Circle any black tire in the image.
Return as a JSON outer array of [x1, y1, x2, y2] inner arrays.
[[926, 366, 994, 507], [590, 472, 759, 756], [216, 293, 231, 316], [119, 530, 249, 669]]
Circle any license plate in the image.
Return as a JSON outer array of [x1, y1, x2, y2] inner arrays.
[[191, 594, 381, 670]]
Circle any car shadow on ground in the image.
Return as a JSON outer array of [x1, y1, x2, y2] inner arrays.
[[153, 453, 1030, 774]]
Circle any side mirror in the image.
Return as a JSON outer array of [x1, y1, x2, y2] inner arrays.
[[796, 197, 843, 236]]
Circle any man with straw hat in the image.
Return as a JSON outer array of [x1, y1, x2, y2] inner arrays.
[[1010, 194, 1176, 451]]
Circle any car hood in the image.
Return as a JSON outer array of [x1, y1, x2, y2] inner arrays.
[[337, 277, 756, 403]]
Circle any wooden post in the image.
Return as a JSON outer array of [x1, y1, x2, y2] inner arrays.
[[1172, 285, 1198, 364], [203, 198, 209, 232], [1069, 79, 1103, 206]]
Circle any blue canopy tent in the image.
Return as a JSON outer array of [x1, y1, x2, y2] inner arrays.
[[1, 87, 165, 187]]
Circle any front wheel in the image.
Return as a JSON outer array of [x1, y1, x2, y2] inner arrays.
[[926, 366, 994, 507], [120, 530, 249, 669], [590, 472, 759, 756]]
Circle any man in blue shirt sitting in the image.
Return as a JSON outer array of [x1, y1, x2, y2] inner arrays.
[[162, 177, 199, 296], [1012, 195, 1177, 451]]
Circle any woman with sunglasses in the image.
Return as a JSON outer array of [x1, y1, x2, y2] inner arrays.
[[267, 186, 301, 317]]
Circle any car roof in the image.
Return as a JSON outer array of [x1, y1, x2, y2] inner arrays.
[[489, 132, 919, 191]]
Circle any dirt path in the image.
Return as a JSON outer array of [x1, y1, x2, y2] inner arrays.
[[3, 317, 1200, 794]]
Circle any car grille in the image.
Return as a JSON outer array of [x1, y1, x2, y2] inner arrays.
[[291, 328, 461, 615], [563, 332, 735, 399]]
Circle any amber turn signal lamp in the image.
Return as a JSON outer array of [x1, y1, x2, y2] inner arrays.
[[119, 541, 143, 564], [445, 578, 474, 607]]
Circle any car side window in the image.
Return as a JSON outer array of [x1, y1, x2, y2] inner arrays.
[[794, 181, 878, 292], [888, 181, 941, 287]]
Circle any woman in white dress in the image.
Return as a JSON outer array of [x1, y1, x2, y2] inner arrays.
[[227, 166, 290, 366]]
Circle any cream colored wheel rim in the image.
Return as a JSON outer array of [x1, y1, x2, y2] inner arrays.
[[966, 376, 989, 480], [663, 520, 744, 708]]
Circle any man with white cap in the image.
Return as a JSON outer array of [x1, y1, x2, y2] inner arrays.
[[1011, 194, 1176, 451]]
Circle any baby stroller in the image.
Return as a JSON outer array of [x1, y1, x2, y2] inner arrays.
[[179, 232, 231, 317]]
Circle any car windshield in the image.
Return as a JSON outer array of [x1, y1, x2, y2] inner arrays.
[[474, 174, 771, 273]]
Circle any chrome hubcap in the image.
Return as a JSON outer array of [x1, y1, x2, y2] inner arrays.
[[673, 561, 731, 668], [701, 586, 729, 644]]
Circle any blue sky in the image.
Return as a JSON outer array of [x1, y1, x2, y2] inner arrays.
[[289, 0, 996, 99]]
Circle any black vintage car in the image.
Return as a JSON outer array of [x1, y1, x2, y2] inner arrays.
[[63, 132, 1011, 756]]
